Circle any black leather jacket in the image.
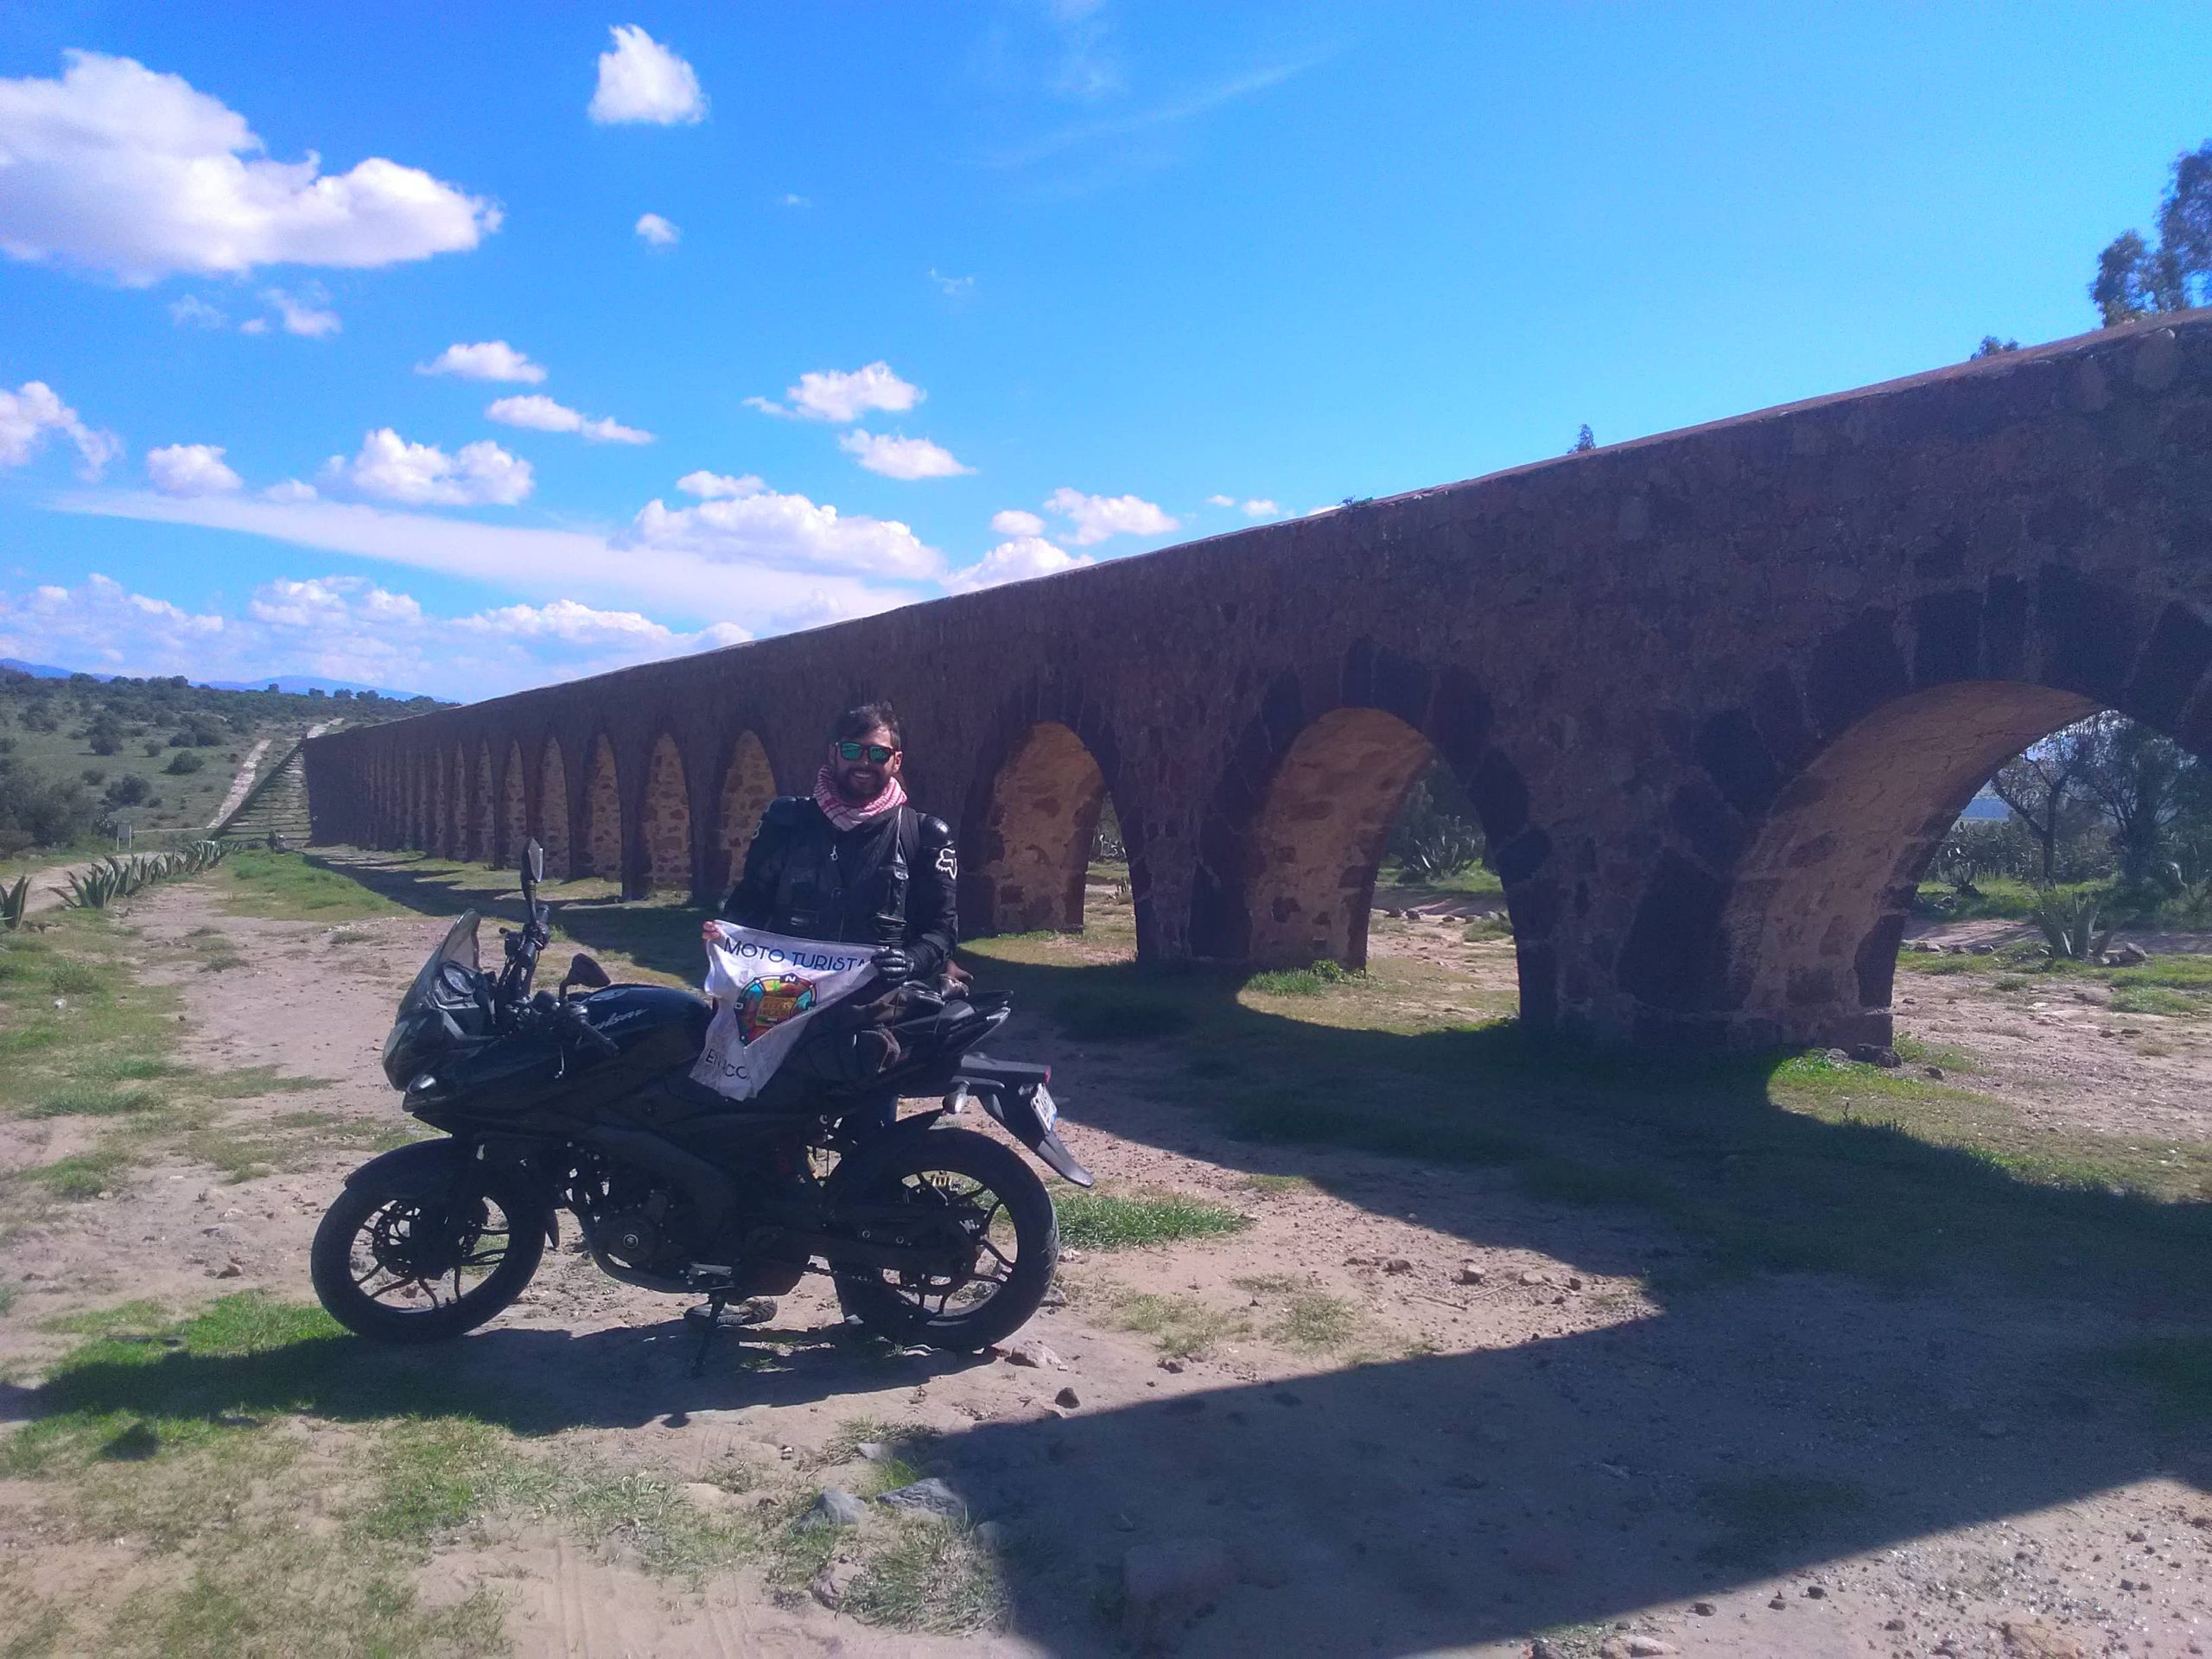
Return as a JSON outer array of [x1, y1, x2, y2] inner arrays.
[[721, 796, 958, 979]]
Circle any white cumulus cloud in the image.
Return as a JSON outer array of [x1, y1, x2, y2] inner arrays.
[[264, 285, 340, 337], [838, 430, 971, 480], [0, 50, 497, 284], [416, 340, 545, 383], [486, 395, 653, 445], [945, 537, 1093, 594], [262, 479, 317, 503], [747, 361, 921, 423], [1205, 493, 1236, 507], [1241, 499, 1281, 518], [990, 508, 1046, 537], [0, 571, 753, 700], [1043, 486, 1179, 546], [627, 489, 938, 581], [677, 471, 764, 499], [634, 212, 680, 247], [322, 429, 533, 507], [168, 295, 226, 329], [588, 26, 705, 125], [145, 442, 242, 497], [0, 380, 118, 477]]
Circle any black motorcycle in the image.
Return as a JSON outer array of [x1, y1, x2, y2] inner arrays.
[[309, 841, 1090, 1356]]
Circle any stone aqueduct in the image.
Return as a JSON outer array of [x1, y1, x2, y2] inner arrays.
[[304, 314, 2212, 1051]]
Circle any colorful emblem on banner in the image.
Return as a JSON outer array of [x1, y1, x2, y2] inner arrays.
[[737, 974, 817, 1045]]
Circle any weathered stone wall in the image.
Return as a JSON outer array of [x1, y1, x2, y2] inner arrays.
[[303, 315, 2212, 1050]]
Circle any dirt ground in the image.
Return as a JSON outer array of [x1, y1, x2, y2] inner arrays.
[[3, 868, 2211, 1657]]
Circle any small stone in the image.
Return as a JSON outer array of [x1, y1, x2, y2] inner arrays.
[[974, 1520, 1007, 1550], [2110, 943, 2150, 967], [1923, 1065, 1945, 1079], [1158, 1357, 1185, 1374], [214, 1262, 242, 1280], [1054, 1386, 1080, 1409], [810, 1560, 861, 1611], [1691, 1601, 1715, 1616], [1768, 1597, 1787, 1610], [1454, 1262, 1487, 1286], [874, 1478, 966, 1522], [1517, 1269, 1548, 1287], [805, 1489, 867, 1529], [1004, 1338, 1062, 1369], [1566, 1276, 1584, 1291], [1802, 1584, 1825, 1599], [1382, 1256, 1414, 1274], [855, 1440, 889, 1462], [1824, 1047, 1851, 1064], [1885, 1618, 1906, 1630], [1040, 1283, 1069, 1309], [1847, 1042, 1900, 1067], [1122, 1537, 1232, 1645], [778, 1445, 795, 1460]]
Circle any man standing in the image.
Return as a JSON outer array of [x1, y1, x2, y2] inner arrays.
[[702, 701, 958, 1083]]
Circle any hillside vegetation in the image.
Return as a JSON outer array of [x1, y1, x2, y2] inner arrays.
[[0, 670, 442, 859]]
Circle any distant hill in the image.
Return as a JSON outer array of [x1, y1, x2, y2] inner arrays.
[[1, 658, 432, 701]]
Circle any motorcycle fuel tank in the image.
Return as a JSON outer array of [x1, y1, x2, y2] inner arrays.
[[574, 984, 711, 1074]]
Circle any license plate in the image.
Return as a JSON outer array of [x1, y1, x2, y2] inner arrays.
[[1031, 1084, 1058, 1130]]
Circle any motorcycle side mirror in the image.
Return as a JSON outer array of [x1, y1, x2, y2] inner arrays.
[[522, 838, 543, 898], [559, 953, 611, 997]]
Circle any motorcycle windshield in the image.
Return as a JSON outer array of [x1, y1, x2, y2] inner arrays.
[[381, 911, 486, 1085]]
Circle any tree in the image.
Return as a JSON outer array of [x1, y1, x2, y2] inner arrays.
[[2090, 141, 2212, 325], [2075, 713, 2193, 883], [1973, 335, 2019, 358], [1992, 721, 2100, 884], [1570, 424, 1595, 454]]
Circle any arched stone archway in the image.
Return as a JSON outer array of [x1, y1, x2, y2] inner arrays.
[[498, 741, 526, 867], [537, 739, 572, 877], [429, 751, 451, 857], [716, 731, 778, 893], [1241, 707, 1438, 969], [472, 741, 496, 864], [967, 721, 1109, 936], [584, 735, 622, 880], [448, 745, 470, 861], [640, 734, 691, 893], [1700, 681, 2101, 1050]]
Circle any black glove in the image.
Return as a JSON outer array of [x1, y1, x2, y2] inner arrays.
[[874, 947, 912, 983]]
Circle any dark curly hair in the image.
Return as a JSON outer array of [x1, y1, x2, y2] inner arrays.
[[830, 701, 902, 747]]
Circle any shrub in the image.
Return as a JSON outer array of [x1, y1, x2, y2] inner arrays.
[[164, 750, 207, 775], [103, 774, 150, 807], [0, 756, 99, 849], [142, 740, 163, 757]]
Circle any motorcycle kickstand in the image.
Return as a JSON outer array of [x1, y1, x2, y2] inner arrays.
[[685, 1290, 730, 1378]]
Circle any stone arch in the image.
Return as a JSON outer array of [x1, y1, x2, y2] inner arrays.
[[448, 745, 470, 860], [715, 731, 779, 893], [472, 741, 496, 864], [1239, 707, 1437, 969], [429, 750, 451, 857], [1189, 644, 1537, 985], [1618, 577, 2212, 1049], [965, 721, 1110, 936], [639, 734, 691, 893], [537, 738, 573, 878], [498, 740, 526, 867], [583, 734, 623, 880]]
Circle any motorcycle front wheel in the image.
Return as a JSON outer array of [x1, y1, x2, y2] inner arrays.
[[310, 1162, 545, 1344], [832, 1126, 1058, 1352]]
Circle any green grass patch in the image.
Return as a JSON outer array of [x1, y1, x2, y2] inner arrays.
[[1244, 960, 1361, 996], [1053, 1189, 1249, 1250], [2108, 984, 2199, 1016], [46, 960, 104, 998], [211, 849, 404, 921], [1106, 1291, 1249, 1359], [1239, 1172, 1317, 1198], [1263, 1290, 1362, 1353], [25, 1081, 157, 1118], [841, 1516, 1007, 1634]]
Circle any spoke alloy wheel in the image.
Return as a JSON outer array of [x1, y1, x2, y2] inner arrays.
[[883, 1170, 1015, 1321], [348, 1196, 515, 1314]]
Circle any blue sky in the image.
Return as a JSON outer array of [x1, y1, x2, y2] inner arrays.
[[0, 3, 2204, 699]]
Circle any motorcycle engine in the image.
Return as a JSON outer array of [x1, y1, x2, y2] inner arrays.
[[597, 1200, 667, 1271]]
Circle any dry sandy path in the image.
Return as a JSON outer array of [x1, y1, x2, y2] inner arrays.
[[3, 880, 2211, 1656]]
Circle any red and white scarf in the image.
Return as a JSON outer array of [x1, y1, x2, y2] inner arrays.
[[814, 764, 906, 831]]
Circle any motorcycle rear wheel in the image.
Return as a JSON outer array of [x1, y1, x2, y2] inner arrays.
[[832, 1127, 1058, 1353], [310, 1164, 545, 1344]]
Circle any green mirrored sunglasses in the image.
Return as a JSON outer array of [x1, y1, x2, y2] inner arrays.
[[836, 741, 897, 764]]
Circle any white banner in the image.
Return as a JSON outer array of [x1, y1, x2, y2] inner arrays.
[[689, 925, 882, 1102]]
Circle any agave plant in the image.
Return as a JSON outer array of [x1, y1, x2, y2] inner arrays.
[[63, 862, 123, 909], [1401, 821, 1487, 882], [1, 874, 29, 931], [2031, 886, 2113, 962]]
